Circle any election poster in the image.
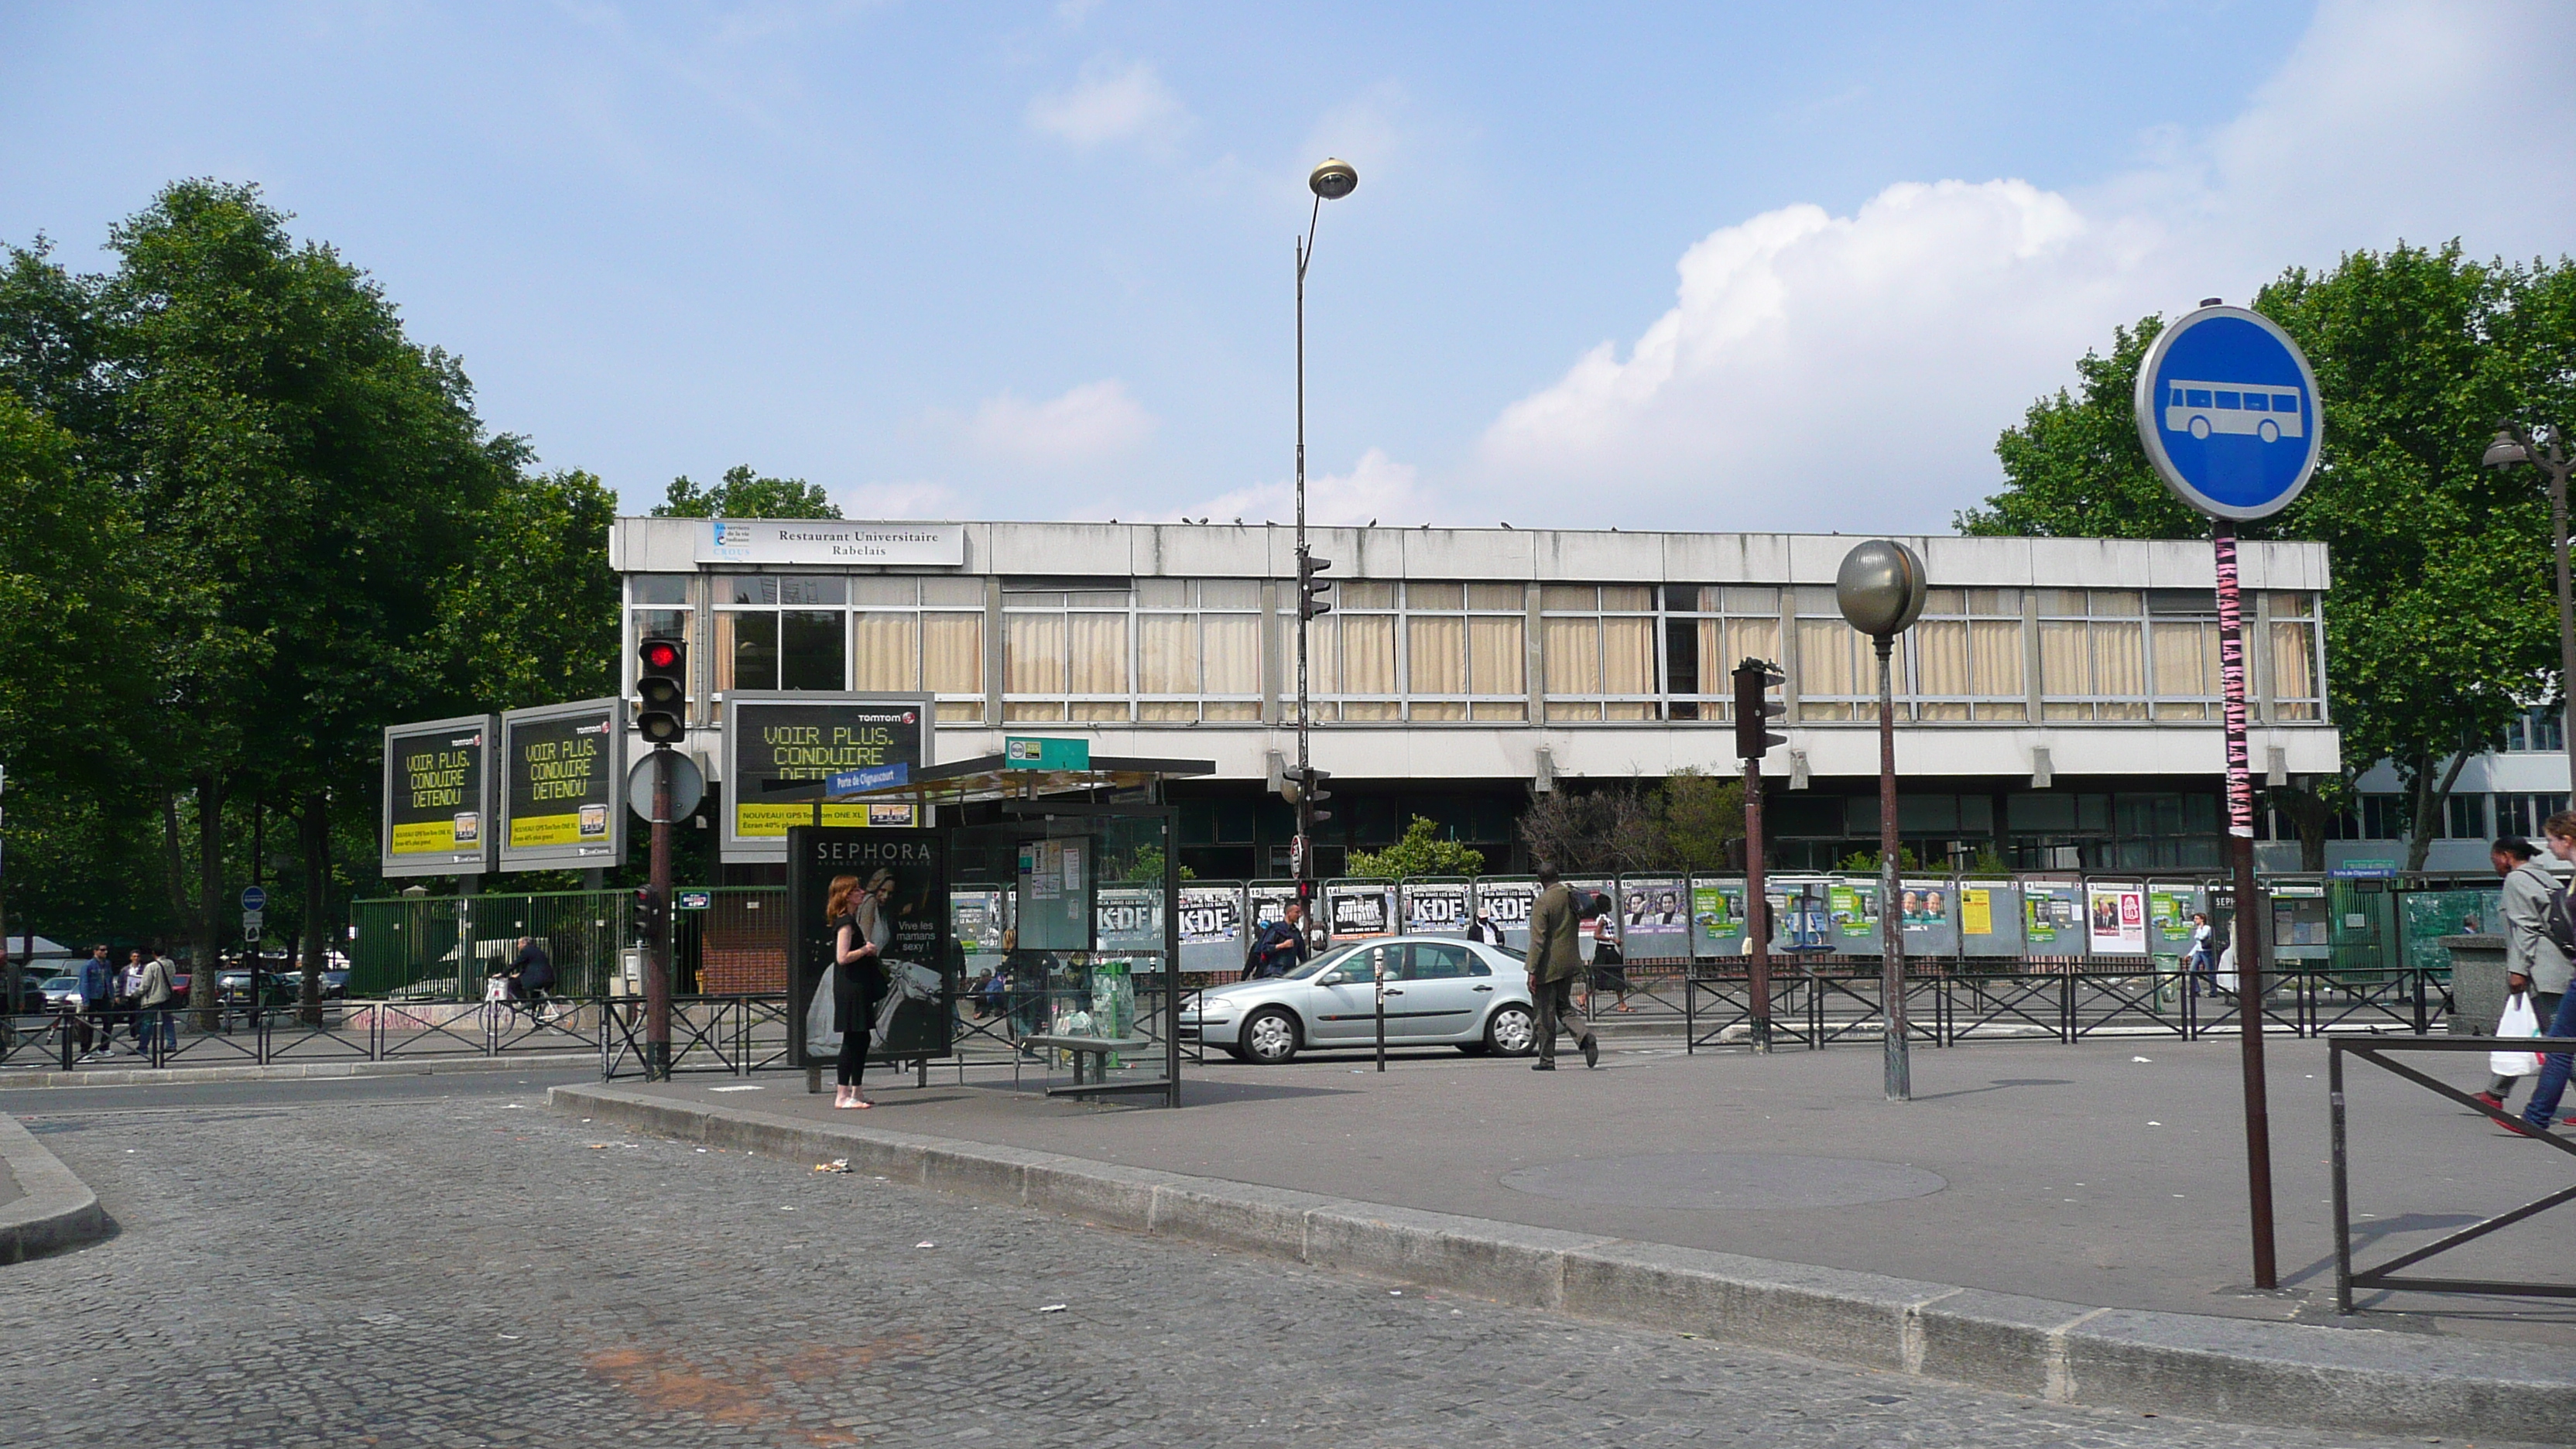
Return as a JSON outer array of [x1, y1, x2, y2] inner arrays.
[[2087, 883, 2149, 955], [1619, 876, 1690, 958], [785, 827, 951, 1069], [2023, 882, 2084, 953], [722, 694, 930, 863], [381, 714, 495, 878], [498, 699, 624, 872]]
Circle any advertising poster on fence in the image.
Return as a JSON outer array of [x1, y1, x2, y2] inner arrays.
[[1180, 886, 1242, 947], [381, 714, 495, 878], [1829, 881, 1879, 946], [1245, 883, 1301, 934], [2023, 883, 2083, 953], [1326, 881, 1396, 939], [784, 827, 952, 1069], [722, 694, 931, 863], [1096, 886, 1163, 952], [1403, 880, 1471, 935], [1620, 877, 1690, 958], [2087, 883, 2148, 954], [1691, 881, 1744, 957], [497, 699, 624, 872], [1477, 879, 1538, 949]]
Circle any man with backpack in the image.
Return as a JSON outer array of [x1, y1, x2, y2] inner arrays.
[[2513, 814, 2576, 1135], [1526, 862, 1599, 1071], [2481, 837, 2568, 1112], [1243, 902, 1309, 981]]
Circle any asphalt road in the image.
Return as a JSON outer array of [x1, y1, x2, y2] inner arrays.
[[0, 1073, 2530, 1448]]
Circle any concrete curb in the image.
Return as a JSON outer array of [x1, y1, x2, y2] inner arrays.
[[0, 1113, 107, 1262], [1, 1053, 596, 1089], [553, 1081, 2576, 1442]]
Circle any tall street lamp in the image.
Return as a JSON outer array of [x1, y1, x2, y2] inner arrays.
[[2485, 424, 2576, 796], [1837, 540, 1928, 1102], [1292, 158, 1357, 906]]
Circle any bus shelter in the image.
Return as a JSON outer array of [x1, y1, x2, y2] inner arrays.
[[775, 748, 1210, 1108]]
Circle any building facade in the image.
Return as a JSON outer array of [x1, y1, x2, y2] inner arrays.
[[609, 519, 2339, 882]]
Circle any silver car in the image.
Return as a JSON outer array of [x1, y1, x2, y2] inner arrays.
[[1181, 936, 1539, 1064]]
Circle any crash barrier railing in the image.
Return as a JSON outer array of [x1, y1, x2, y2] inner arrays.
[[1680, 964, 2453, 1050], [600, 995, 795, 1080], [345, 887, 790, 1001], [2329, 1033, 2576, 1312], [0, 999, 607, 1072]]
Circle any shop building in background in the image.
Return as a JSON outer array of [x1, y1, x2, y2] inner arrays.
[[608, 519, 2339, 883]]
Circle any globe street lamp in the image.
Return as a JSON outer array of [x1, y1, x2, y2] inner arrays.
[[2485, 424, 2576, 796], [1837, 540, 1928, 1102], [1293, 158, 1356, 905]]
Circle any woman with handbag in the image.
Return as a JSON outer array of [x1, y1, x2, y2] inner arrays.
[[827, 872, 888, 1109]]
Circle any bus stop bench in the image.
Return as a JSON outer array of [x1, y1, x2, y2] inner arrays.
[[1014, 1033, 1156, 1092]]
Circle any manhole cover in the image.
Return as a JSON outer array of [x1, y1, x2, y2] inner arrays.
[[1499, 1151, 1946, 1210]]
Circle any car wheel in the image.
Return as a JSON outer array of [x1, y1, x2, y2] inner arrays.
[[1485, 1003, 1536, 1057], [1240, 1007, 1300, 1064]]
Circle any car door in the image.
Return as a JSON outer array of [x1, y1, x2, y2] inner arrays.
[[1389, 941, 1488, 1039], [1305, 941, 1399, 1043]]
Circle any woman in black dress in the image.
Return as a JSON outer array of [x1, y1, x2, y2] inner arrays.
[[827, 873, 886, 1108]]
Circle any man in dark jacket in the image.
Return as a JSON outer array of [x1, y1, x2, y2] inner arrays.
[[77, 947, 117, 1060], [1245, 903, 1310, 980], [1526, 863, 1598, 1070], [507, 938, 556, 1012]]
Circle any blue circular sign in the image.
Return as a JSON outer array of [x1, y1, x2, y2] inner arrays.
[[239, 885, 267, 913], [2132, 304, 2323, 521]]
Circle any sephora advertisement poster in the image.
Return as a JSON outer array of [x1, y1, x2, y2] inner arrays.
[[786, 827, 952, 1068]]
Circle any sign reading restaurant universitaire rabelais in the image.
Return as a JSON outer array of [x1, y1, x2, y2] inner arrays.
[[379, 714, 495, 878]]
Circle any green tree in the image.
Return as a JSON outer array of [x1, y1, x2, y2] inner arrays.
[[1657, 766, 1745, 872], [438, 468, 622, 711], [653, 464, 839, 519], [1959, 243, 2576, 871], [1347, 816, 1487, 879]]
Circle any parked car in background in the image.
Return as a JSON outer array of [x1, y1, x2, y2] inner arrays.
[[1180, 936, 1538, 1064], [37, 975, 81, 1011], [213, 968, 300, 1008]]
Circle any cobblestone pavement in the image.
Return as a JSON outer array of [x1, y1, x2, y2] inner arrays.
[[0, 1084, 2527, 1448]]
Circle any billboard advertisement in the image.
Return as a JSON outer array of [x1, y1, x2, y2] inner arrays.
[[785, 827, 952, 1069], [497, 698, 625, 872], [721, 694, 932, 863], [380, 714, 495, 879]]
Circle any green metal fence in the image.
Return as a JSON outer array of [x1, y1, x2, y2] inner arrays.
[[348, 888, 788, 1001]]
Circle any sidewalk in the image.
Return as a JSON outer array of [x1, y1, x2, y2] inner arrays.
[[0, 1052, 595, 1088]]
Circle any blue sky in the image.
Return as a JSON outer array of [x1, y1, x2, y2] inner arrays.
[[4, 2, 2571, 531]]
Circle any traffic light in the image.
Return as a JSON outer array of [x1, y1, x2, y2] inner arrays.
[[1732, 658, 1786, 760], [1298, 552, 1334, 620], [1300, 766, 1333, 824], [631, 884, 663, 940], [636, 637, 687, 745]]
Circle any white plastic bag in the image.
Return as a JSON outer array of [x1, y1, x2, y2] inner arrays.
[[2492, 991, 2543, 1078]]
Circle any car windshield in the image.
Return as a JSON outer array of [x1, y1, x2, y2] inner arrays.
[[1284, 944, 1368, 981], [39, 976, 75, 990], [1483, 943, 1526, 962]]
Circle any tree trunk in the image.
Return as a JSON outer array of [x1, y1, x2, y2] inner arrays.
[[2402, 750, 2472, 874], [192, 773, 223, 1029], [300, 791, 327, 1026], [162, 792, 195, 939]]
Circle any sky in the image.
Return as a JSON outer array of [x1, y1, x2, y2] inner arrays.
[[3, 1, 2571, 533]]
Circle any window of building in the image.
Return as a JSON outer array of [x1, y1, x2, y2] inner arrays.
[[2269, 592, 2323, 721], [2496, 793, 2570, 838], [2358, 794, 2407, 841], [1003, 584, 1132, 722], [1399, 582, 1526, 722], [1912, 588, 2026, 721], [2446, 792, 2488, 840], [1791, 586, 1873, 721], [1661, 586, 1781, 721], [2038, 590, 2148, 721], [1541, 585, 1659, 721], [2145, 590, 2220, 721], [625, 575, 696, 715], [848, 576, 986, 722], [2502, 706, 2566, 753], [1139, 580, 1262, 723]]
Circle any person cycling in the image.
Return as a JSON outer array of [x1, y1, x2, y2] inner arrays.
[[505, 937, 556, 1017]]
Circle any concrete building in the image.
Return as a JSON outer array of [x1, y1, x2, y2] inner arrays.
[[608, 518, 2339, 882]]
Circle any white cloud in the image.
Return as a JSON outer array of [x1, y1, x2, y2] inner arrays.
[[1187, 448, 1430, 528], [833, 480, 961, 520], [1474, 0, 2576, 533], [968, 379, 1157, 464], [1026, 57, 1188, 151]]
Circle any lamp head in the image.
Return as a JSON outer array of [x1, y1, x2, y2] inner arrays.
[[1308, 158, 1358, 200], [2484, 429, 2532, 469], [1834, 539, 1930, 639]]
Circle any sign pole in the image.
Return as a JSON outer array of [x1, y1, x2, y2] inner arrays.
[[2215, 519, 2279, 1287], [646, 745, 674, 1081], [1742, 755, 1770, 1053]]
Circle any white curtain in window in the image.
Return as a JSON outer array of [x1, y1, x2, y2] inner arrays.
[[1915, 619, 1971, 697], [851, 613, 918, 693], [2091, 620, 2146, 698], [1603, 617, 1654, 695], [1543, 617, 1600, 695], [1341, 615, 1398, 695], [923, 613, 981, 697], [1139, 615, 1196, 695], [1697, 618, 1725, 697], [2270, 620, 2317, 700], [1970, 620, 2022, 697], [1204, 614, 1259, 696], [1734, 617, 1780, 671], [2151, 621, 2218, 699], [1408, 615, 1466, 695], [1069, 612, 1128, 695], [1004, 613, 1064, 695], [1796, 620, 1856, 698], [1468, 615, 1523, 696], [2039, 620, 2089, 696]]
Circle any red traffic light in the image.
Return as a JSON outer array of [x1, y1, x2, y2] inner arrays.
[[639, 639, 682, 672]]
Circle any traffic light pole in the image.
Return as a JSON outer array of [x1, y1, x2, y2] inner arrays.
[[1294, 199, 1316, 909], [646, 745, 674, 1081], [1741, 755, 1770, 1053]]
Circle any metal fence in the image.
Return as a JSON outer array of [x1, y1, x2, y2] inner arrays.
[[0, 998, 607, 1074], [348, 888, 789, 1000]]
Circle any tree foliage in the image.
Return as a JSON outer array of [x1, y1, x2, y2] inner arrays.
[[1346, 817, 1487, 879], [1959, 243, 2576, 869], [1516, 768, 1744, 875], [653, 464, 838, 519]]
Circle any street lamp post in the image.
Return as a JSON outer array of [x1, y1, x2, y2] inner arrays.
[[1293, 158, 1357, 908], [2485, 425, 2576, 794], [1837, 540, 1929, 1102]]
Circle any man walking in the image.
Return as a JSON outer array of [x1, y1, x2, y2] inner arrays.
[[2482, 837, 2568, 1112], [2518, 814, 2576, 1135], [1244, 902, 1310, 981], [135, 947, 177, 1057], [77, 946, 115, 1060], [1526, 862, 1598, 1071]]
